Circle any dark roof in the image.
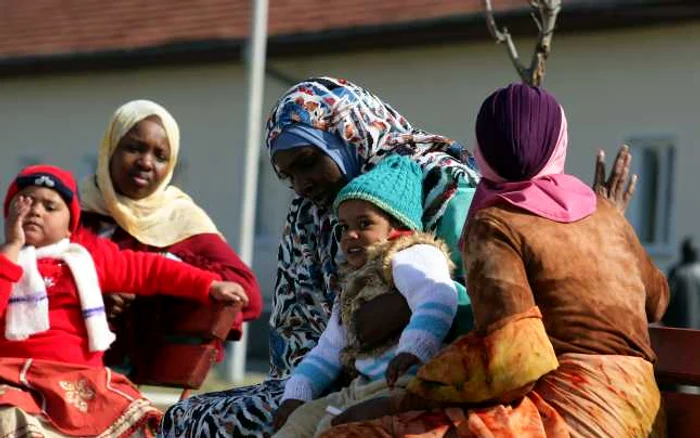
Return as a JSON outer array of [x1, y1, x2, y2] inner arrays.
[[0, 0, 519, 58], [0, 0, 697, 75]]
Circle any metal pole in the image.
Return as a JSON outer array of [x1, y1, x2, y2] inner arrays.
[[227, 0, 269, 383]]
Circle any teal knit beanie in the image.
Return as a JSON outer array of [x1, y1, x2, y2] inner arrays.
[[333, 155, 423, 231]]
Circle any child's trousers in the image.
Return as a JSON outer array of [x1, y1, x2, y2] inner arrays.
[[273, 374, 412, 438]]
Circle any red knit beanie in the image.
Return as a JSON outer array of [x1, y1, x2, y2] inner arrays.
[[3, 165, 81, 233]]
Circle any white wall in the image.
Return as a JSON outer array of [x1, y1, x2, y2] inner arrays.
[[0, 21, 697, 302], [271, 21, 700, 269], [0, 65, 292, 301]]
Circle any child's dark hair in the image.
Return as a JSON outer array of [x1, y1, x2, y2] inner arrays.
[[384, 211, 412, 232]]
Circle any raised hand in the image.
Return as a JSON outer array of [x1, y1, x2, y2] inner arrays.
[[592, 145, 638, 213], [4, 195, 31, 248], [208, 281, 249, 306]]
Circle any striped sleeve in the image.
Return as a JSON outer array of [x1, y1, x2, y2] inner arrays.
[[281, 300, 347, 402], [392, 244, 458, 362]]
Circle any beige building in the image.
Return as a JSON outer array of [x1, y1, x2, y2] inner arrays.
[[0, 0, 698, 360]]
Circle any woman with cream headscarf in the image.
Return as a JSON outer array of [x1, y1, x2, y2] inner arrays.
[[79, 100, 262, 377]]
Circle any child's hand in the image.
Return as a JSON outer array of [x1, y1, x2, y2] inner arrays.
[[385, 352, 421, 389], [4, 196, 31, 248], [273, 399, 305, 431], [208, 281, 249, 306]]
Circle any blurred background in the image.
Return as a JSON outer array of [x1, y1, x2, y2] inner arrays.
[[0, 0, 698, 403]]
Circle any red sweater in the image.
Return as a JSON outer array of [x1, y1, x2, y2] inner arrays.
[[0, 231, 220, 367], [80, 213, 262, 337]]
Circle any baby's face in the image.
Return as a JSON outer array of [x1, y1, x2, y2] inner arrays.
[[15, 186, 71, 248], [338, 200, 395, 268]]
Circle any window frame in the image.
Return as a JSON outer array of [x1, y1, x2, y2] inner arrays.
[[625, 135, 677, 257]]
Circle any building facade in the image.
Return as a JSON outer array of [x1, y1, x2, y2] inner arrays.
[[0, 0, 697, 361]]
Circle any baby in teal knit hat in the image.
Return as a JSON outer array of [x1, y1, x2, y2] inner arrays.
[[334, 154, 424, 267], [274, 155, 459, 437]]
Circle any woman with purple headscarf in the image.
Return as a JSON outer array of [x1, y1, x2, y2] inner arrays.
[[322, 84, 668, 438]]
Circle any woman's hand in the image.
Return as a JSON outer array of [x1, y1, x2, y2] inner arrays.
[[385, 352, 421, 389], [331, 396, 395, 426], [209, 281, 249, 306], [593, 145, 638, 213], [273, 399, 305, 431], [330, 392, 444, 426], [104, 293, 136, 323], [353, 294, 411, 349]]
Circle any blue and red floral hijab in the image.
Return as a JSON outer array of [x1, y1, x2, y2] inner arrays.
[[266, 76, 479, 230]]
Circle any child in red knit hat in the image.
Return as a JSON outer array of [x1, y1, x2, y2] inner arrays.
[[0, 165, 247, 437]]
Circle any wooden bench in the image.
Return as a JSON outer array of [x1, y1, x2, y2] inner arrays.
[[649, 326, 700, 437]]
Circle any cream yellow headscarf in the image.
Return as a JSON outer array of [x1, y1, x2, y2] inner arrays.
[[79, 100, 220, 248]]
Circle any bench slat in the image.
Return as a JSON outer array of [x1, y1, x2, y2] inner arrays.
[[649, 326, 700, 386], [662, 391, 700, 438]]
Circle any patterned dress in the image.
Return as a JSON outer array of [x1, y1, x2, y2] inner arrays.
[[160, 77, 479, 437]]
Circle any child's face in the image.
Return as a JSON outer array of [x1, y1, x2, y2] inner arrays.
[[338, 200, 396, 268], [15, 186, 71, 247]]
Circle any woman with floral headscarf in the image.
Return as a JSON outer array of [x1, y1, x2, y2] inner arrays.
[[162, 77, 479, 437], [79, 100, 262, 382], [161, 78, 638, 437], [321, 84, 666, 438]]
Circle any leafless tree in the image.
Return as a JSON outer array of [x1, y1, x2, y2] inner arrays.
[[483, 0, 562, 86]]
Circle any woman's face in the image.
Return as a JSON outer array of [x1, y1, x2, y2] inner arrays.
[[109, 116, 171, 200], [273, 146, 347, 208]]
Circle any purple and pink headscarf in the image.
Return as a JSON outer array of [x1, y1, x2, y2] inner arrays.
[[467, 83, 596, 223]]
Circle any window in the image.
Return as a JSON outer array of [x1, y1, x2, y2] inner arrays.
[[626, 137, 676, 255]]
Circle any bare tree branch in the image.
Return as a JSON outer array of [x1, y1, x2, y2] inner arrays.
[[483, 0, 561, 86], [529, 0, 561, 86], [484, 0, 506, 42], [530, 11, 543, 33], [483, 0, 529, 82]]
